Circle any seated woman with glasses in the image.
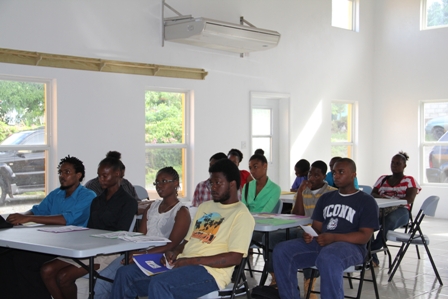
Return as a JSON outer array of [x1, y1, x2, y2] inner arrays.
[[370, 151, 421, 266], [89, 166, 191, 299], [90, 167, 191, 299]]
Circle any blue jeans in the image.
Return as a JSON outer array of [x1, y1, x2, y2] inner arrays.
[[372, 207, 409, 251], [109, 263, 219, 299], [91, 254, 124, 299], [273, 238, 364, 299]]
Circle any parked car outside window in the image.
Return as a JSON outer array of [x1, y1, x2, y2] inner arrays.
[[0, 129, 45, 204], [426, 131, 448, 183], [425, 116, 448, 140]]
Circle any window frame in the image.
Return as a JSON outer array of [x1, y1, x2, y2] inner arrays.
[[330, 101, 357, 159], [144, 89, 190, 198], [421, 0, 448, 30], [420, 100, 448, 185], [331, 0, 360, 32], [0, 74, 52, 210]]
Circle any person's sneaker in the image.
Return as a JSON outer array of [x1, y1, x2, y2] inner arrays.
[[372, 253, 380, 267]]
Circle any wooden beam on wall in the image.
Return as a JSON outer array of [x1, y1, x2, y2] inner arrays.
[[0, 48, 208, 80]]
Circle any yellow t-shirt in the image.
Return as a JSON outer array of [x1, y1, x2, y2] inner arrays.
[[179, 200, 255, 289]]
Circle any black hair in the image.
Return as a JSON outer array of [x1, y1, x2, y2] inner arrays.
[[295, 159, 310, 172], [156, 166, 179, 182], [228, 148, 243, 163], [395, 151, 409, 162], [249, 154, 268, 164], [311, 160, 327, 175], [98, 151, 123, 172], [209, 152, 227, 161], [335, 158, 356, 172], [254, 148, 265, 156], [58, 155, 85, 182], [209, 159, 241, 190]]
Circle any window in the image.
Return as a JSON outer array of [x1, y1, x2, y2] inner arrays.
[[0, 77, 49, 214], [422, 0, 448, 30], [421, 101, 448, 184], [252, 108, 272, 161], [145, 91, 188, 197], [331, 102, 355, 158], [332, 0, 358, 31]]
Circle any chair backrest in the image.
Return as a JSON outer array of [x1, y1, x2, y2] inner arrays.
[[359, 185, 373, 194], [128, 215, 137, 232], [421, 195, 440, 217], [134, 185, 149, 200], [274, 199, 283, 214]]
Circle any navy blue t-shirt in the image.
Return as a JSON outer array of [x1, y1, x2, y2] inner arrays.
[[312, 190, 379, 253]]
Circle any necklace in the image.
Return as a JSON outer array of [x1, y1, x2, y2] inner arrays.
[[159, 200, 179, 213]]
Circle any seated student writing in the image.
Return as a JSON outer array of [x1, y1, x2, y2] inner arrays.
[[90, 166, 190, 299], [109, 159, 255, 299], [40, 153, 137, 299], [242, 154, 281, 213], [273, 158, 379, 299]]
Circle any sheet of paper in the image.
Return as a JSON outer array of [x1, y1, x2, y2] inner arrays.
[[38, 225, 89, 233], [118, 235, 171, 243], [91, 231, 143, 238], [15, 222, 45, 227], [300, 225, 318, 237]]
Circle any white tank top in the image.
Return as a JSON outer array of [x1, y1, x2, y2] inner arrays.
[[146, 199, 184, 238]]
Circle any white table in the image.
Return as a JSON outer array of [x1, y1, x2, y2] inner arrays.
[[252, 213, 312, 285], [280, 193, 295, 205], [0, 226, 167, 298]]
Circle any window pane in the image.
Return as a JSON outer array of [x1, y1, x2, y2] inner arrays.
[[252, 108, 271, 135], [426, 0, 448, 28], [424, 132, 448, 184], [252, 137, 271, 162], [332, 0, 354, 30], [145, 148, 184, 192], [145, 91, 184, 144], [0, 80, 46, 211], [423, 102, 448, 141], [331, 145, 353, 158], [331, 103, 352, 142]]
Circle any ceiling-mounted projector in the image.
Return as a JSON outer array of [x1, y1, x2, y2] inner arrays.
[[164, 17, 281, 53]]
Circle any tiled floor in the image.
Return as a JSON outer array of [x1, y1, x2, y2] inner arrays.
[[78, 217, 448, 298]]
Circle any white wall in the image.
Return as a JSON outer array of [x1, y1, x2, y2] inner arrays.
[[373, 0, 448, 217], [1, 1, 378, 206]]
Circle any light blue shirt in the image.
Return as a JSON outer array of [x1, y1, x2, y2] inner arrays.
[[31, 184, 96, 227]]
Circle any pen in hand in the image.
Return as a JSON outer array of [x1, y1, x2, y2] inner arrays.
[[163, 253, 174, 269]]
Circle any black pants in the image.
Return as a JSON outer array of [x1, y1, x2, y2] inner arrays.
[[0, 248, 55, 299]]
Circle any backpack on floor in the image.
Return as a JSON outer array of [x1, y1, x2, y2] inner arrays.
[[251, 286, 281, 299]]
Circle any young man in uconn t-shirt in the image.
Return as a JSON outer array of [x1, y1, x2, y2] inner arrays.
[[273, 158, 379, 299]]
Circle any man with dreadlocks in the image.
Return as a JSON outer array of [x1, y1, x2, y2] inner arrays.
[[1, 155, 96, 299]]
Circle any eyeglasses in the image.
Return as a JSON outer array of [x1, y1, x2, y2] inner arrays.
[[153, 179, 176, 186], [209, 181, 225, 187]]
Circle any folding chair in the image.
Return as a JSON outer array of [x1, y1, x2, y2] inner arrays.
[[358, 185, 372, 194], [134, 185, 149, 200], [199, 257, 251, 299], [305, 239, 379, 299], [387, 195, 443, 285]]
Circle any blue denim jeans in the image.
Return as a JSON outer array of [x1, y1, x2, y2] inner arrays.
[[91, 254, 124, 299], [273, 238, 364, 299], [109, 263, 219, 299], [372, 207, 409, 251]]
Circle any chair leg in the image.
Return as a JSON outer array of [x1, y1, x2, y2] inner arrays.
[[369, 259, 380, 299], [245, 258, 254, 278], [388, 241, 412, 281], [422, 240, 443, 285], [346, 272, 354, 289], [305, 269, 316, 299], [416, 245, 421, 259]]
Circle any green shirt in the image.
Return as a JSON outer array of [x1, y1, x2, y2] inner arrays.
[[241, 178, 281, 213]]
